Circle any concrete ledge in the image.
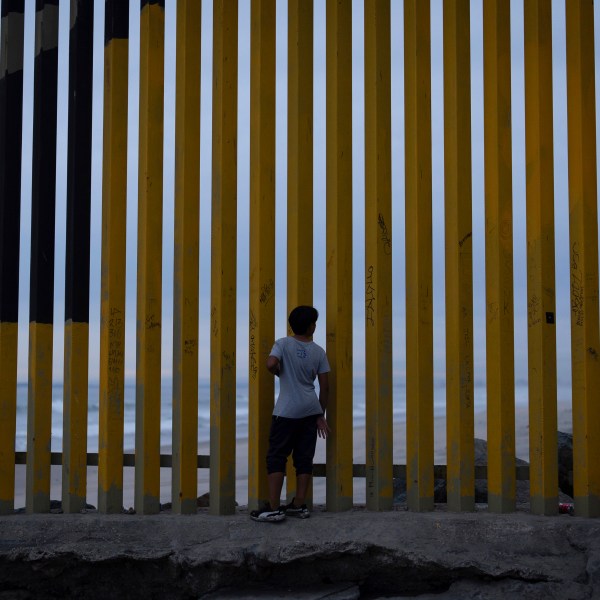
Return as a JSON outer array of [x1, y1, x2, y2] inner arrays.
[[1, 506, 599, 599]]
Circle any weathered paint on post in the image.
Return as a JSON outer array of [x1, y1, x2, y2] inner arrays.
[[135, 0, 165, 516], [287, 0, 313, 314], [210, 0, 238, 516], [0, 324, 18, 515], [524, 0, 558, 517], [365, 0, 393, 512], [286, 0, 313, 503], [565, 0, 600, 518], [26, 323, 53, 513], [62, 0, 94, 514], [248, 0, 276, 512], [0, 0, 25, 516], [26, 0, 59, 514], [172, 0, 201, 516], [405, 0, 433, 513], [443, 0, 474, 513], [325, 0, 353, 512], [62, 322, 89, 512], [98, 0, 129, 515], [483, 0, 516, 513]]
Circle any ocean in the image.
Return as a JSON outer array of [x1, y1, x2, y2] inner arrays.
[[12, 378, 562, 453]]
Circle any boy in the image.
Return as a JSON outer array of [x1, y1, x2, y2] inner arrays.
[[251, 306, 331, 522]]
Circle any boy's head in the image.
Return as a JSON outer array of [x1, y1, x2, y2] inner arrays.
[[288, 305, 319, 335]]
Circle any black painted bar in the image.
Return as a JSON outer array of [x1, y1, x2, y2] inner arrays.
[[141, 0, 166, 9], [29, 0, 59, 326], [64, 0, 94, 324], [0, 0, 25, 324], [2, 0, 26, 14], [105, 0, 129, 44]]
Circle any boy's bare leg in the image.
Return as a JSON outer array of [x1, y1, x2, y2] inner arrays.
[[268, 472, 285, 510], [294, 474, 311, 506]]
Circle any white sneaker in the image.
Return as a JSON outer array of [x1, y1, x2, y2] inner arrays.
[[250, 505, 286, 522]]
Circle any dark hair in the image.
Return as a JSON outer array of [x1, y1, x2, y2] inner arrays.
[[288, 306, 319, 335]]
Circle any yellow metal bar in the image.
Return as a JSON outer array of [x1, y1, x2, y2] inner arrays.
[[566, 0, 600, 518], [172, 0, 201, 515], [524, 0, 558, 516], [26, 0, 60, 515], [61, 0, 94, 515], [210, 0, 238, 516], [325, 0, 353, 512], [365, 0, 393, 512], [26, 323, 53, 513], [443, 0, 474, 513], [287, 0, 313, 311], [286, 0, 313, 503], [135, 0, 164, 516], [0, 323, 18, 514], [98, 24, 128, 514], [404, 0, 433, 512], [62, 322, 89, 512], [0, 2, 25, 517], [248, 0, 276, 512], [483, 0, 515, 513]]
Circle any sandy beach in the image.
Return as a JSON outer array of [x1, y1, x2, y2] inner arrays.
[[12, 401, 573, 510]]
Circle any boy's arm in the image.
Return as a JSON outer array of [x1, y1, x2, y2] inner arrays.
[[317, 372, 331, 438], [266, 355, 280, 377], [317, 372, 329, 414]]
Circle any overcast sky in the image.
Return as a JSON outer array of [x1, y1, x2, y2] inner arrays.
[[12, 0, 600, 403]]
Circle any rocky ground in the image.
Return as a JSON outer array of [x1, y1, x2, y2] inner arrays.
[[1, 505, 599, 599]]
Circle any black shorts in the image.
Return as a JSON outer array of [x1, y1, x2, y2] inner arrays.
[[266, 414, 319, 476]]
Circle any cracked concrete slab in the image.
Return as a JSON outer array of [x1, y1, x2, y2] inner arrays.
[[1, 506, 599, 598], [201, 582, 360, 599]]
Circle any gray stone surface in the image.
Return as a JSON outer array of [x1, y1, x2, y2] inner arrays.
[[202, 582, 360, 599], [1, 507, 599, 599]]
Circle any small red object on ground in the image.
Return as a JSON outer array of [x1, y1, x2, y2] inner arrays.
[[558, 503, 574, 515]]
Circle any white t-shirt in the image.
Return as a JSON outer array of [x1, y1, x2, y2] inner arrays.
[[269, 336, 330, 418]]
